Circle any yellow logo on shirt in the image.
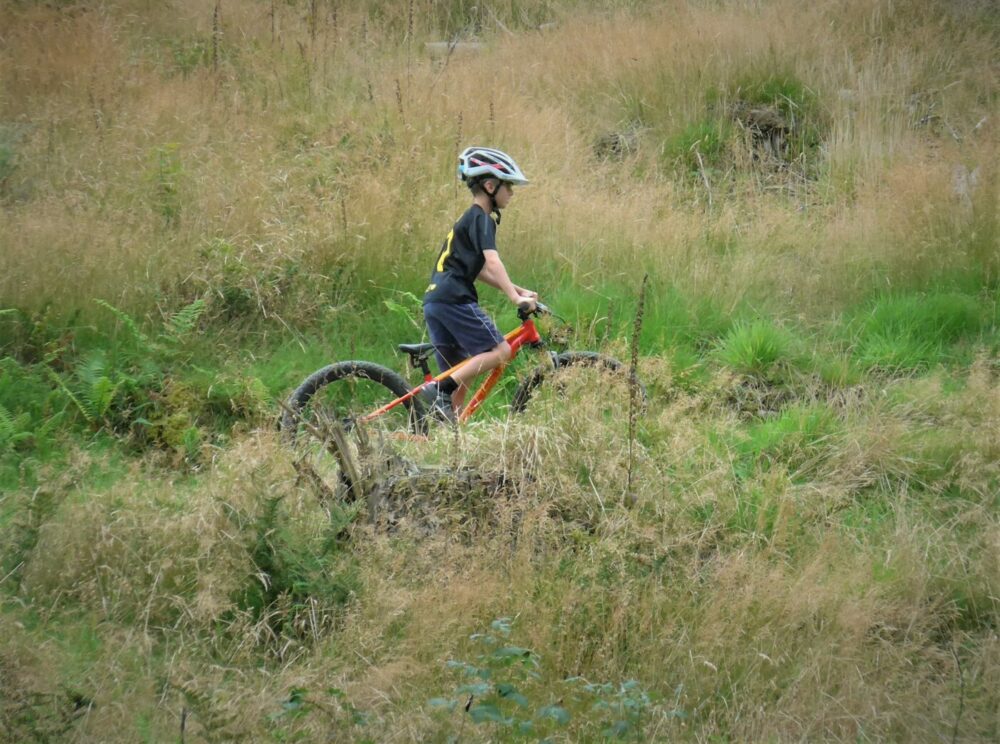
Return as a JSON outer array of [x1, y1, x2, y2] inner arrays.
[[436, 229, 455, 272]]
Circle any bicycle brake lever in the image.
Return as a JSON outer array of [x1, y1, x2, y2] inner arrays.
[[536, 302, 567, 323], [517, 302, 563, 323]]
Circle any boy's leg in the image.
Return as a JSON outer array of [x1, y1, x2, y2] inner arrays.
[[423, 302, 506, 412], [448, 341, 511, 410]]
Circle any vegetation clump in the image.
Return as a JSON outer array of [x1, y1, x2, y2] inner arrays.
[[663, 71, 826, 178]]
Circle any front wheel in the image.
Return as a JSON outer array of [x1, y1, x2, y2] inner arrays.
[[280, 361, 425, 499], [511, 351, 646, 417]]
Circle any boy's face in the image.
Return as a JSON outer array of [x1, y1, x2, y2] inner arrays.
[[492, 181, 514, 210]]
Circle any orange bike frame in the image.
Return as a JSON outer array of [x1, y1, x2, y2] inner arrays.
[[360, 316, 542, 424]]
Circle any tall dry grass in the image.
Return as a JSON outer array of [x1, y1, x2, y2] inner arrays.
[[1, 0, 996, 324]]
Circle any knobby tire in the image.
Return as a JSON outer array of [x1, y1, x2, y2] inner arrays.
[[510, 351, 647, 413], [280, 360, 426, 439]]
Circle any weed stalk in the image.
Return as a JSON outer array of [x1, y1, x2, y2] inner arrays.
[[407, 0, 414, 93], [212, 2, 221, 73], [625, 273, 648, 506]]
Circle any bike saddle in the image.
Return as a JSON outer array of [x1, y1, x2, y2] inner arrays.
[[398, 343, 435, 374], [398, 343, 435, 357]]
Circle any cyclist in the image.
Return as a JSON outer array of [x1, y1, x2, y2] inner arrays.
[[421, 146, 538, 421]]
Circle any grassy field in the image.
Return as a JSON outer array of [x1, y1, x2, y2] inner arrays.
[[1, 0, 998, 740]]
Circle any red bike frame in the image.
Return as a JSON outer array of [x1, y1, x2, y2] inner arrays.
[[361, 315, 542, 425]]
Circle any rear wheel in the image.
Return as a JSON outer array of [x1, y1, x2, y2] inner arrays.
[[281, 361, 425, 499]]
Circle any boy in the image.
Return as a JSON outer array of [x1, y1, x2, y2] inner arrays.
[[421, 146, 538, 421]]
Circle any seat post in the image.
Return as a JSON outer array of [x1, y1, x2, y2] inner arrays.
[[399, 343, 435, 381], [415, 356, 432, 379]]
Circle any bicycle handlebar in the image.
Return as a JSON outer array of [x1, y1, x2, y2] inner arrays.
[[517, 301, 550, 320]]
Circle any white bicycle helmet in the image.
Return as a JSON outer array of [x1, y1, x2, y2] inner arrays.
[[458, 146, 530, 186]]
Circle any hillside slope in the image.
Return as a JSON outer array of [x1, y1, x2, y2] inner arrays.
[[1, 1, 998, 740]]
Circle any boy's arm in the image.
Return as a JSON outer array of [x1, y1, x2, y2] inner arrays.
[[479, 250, 537, 308]]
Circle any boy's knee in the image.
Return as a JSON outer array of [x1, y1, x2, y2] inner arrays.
[[495, 341, 512, 362]]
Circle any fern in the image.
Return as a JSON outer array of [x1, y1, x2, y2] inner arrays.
[[94, 298, 151, 348], [76, 349, 108, 387], [164, 298, 206, 342], [46, 368, 94, 424], [0, 403, 32, 451], [76, 351, 128, 419], [36, 301, 171, 432], [47, 354, 127, 425], [88, 375, 124, 420], [35, 409, 65, 440]]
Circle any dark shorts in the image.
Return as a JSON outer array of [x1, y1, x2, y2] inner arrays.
[[423, 302, 505, 373]]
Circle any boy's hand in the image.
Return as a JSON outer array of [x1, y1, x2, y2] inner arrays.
[[514, 286, 538, 299], [516, 295, 537, 313]]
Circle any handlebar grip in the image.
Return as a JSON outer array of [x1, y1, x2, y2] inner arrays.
[[517, 301, 549, 320]]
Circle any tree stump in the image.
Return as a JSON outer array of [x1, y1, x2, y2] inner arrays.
[[292, 418, 515, 533]]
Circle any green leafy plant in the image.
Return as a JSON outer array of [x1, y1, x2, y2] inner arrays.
[[47, 350, 134, 429], [429, 617, 564, 737], [267, 685, 368, 740], [662, 119, 734, 175], [0, 356, 66, 473], [565, 677, 685, 740], [430, 618, 682, 740], [43, 299, 208, 435], [165, 37, 210, 77], [164, 298, 207, 342], [0, 403, 32, 453]]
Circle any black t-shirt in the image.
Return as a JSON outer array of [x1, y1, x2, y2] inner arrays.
[[423, 205, 497, 305]]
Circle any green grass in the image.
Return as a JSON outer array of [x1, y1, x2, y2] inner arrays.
[[662, 119, 735, 174], [714, 318, 800, 378], [735, 403, 842, 477], [847, 290, 986, 372]]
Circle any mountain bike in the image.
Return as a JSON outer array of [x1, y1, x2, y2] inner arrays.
[[279, 303, 644, 495]]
